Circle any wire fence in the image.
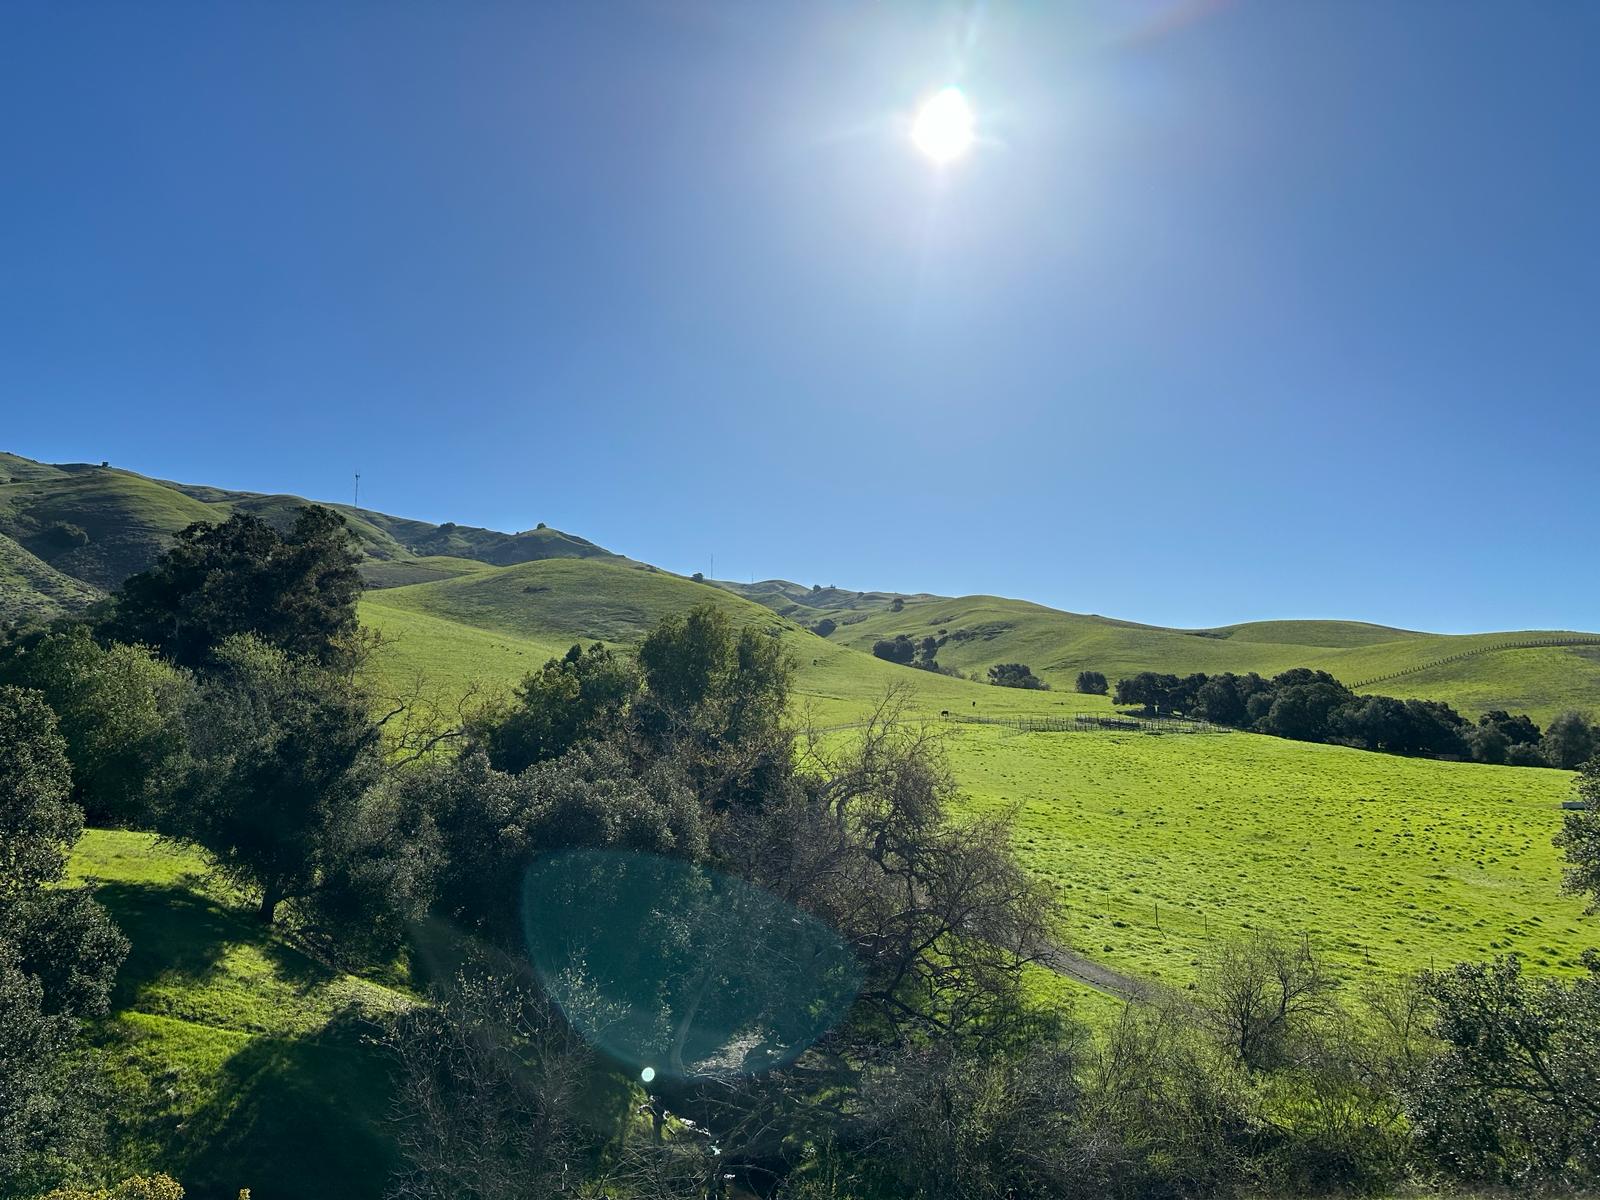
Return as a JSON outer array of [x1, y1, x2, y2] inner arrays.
[[945, 711, 1227, 735]]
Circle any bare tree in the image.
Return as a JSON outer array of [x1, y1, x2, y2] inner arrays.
[[384, 962, 595, 1200], [1194, 932, 1340, 1072]]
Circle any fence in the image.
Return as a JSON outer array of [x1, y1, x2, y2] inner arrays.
[[1349, 635, 1600, 690], [946, 711, 1226, 735]]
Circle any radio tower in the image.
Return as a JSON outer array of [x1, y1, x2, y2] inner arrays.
[[353, 470, 361, 512]]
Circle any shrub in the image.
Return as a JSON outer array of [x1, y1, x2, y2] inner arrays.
[[38, 1173, 186, 1200], [1075, 670, 1108, 695], [42, 522, 90, 552], [989, 663, 1048, 690]]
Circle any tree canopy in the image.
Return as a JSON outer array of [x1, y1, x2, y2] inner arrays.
[[106, 506, 363, 669]]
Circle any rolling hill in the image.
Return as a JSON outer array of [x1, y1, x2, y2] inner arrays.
[[719, 582, 1600, 723], [3, 449, 1596, 722]]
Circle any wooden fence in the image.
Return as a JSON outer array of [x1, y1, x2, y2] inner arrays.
[[1349, 635, 1600, 690], [946, 711, 1226, 735]]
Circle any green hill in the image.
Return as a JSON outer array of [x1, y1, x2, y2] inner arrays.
[[361, 558, 1116, 727], [0, 530, 102, 625], [0, 451, 615, 603], [5, 449, 1596, 722], [722, 585, 1600, 723]]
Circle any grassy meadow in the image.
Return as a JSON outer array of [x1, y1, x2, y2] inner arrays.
[[945, 725, 1589, 987], [66, 832, 405, 1200]]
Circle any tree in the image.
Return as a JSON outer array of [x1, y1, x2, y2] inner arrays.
[[1115, 672, 1179, 714], [1195, 932, 1339, 1072], [1479, 709, 1542, 747], [424, 742, 705, 945], [1193, 673, 1247, 726], [1466, 722, 1511, 766], [106, 506, 363, 669], [776, 699, 1057, 1043], [988, 662, 1048, 690], [1555, 755, 1600, 913], [0, 687, 127, 1193], [1412, 955, 1600, 1186], [1075, 670, 1108, 695], [0, 686, 79, 895], [635, 605, 794, 811], [1541, 711, 1597, 771], [872, 635, 916, 665], [1256, 681, 1351, 742], [0, 625, 189, 826], [473, 642, 639, 773], [167, 635, 384, 924], [385, 967, 602, 1200]]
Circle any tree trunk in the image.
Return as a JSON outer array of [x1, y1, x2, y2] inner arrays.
[[258, 884, 282, 925]]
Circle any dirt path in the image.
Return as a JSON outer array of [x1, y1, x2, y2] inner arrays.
[[1037, 943, 1160, 1003]]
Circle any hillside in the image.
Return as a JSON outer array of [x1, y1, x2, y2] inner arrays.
[[66, 831, 403, 1200], [361, 558, 1117, 727], [5, 449, 1596, 721], [0, 451, 614, 602], [723, 584, 1600, 723]]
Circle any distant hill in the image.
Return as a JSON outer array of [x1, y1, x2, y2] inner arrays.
[[0, 451, 614, 604], [4, 450, 1596, 721], [718, 583, 1600, 723]]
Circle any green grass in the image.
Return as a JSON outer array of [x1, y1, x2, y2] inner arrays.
[[0, 531, 101, 625], [362, 558, 1125, 727], [774, 591, 1600, 723], [67, 832, 404, 1200], [6, 448, 1596, 721], [942, 724, 1592, 987]]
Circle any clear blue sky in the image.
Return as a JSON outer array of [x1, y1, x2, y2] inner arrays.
[[3, 1, 1597, 632]]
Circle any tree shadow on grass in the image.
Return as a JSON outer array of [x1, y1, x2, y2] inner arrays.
[[172, 1006, 398, 1200], [93, 881, 327, 1011]]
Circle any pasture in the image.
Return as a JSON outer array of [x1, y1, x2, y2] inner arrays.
[[943, 724, 1590, 986]]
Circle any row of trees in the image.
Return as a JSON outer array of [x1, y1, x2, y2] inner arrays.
[[1111, 667, 1595, 766]]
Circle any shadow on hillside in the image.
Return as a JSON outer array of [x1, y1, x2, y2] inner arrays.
[[94, 881, 326, 1009], [168, 1005, 398, 1200]]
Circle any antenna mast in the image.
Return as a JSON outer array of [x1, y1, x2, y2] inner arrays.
[[353, 470, 361, 512]]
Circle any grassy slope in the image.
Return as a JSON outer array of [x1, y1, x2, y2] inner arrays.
[[0, 468, 222, 589], [789, 592, 1600, 722], [364, 558, 1596, 990], [67, 831, 403, 1200], [0, 452, 614, 604], [361, 558, 1121, 726], [4, 450, 1594, 720], [949, 725, 1591, 985], [0, 531, 102, 625]]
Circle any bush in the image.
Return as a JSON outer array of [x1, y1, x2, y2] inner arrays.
[[988, 663, 1048, 690], [811, 618, 837, 638], [1506, 741, 1551, 768], [38, 1176, 186, 1200], [1074, 670, 1107, 695], [42, 522, 90, 552]]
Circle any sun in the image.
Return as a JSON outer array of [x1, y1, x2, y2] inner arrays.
[[911, 86, 976, 163]]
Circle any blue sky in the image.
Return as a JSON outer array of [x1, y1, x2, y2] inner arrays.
[[3, 1, 1597, 632]]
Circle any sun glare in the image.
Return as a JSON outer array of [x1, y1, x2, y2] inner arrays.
[[911, 86, 975, 163]]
